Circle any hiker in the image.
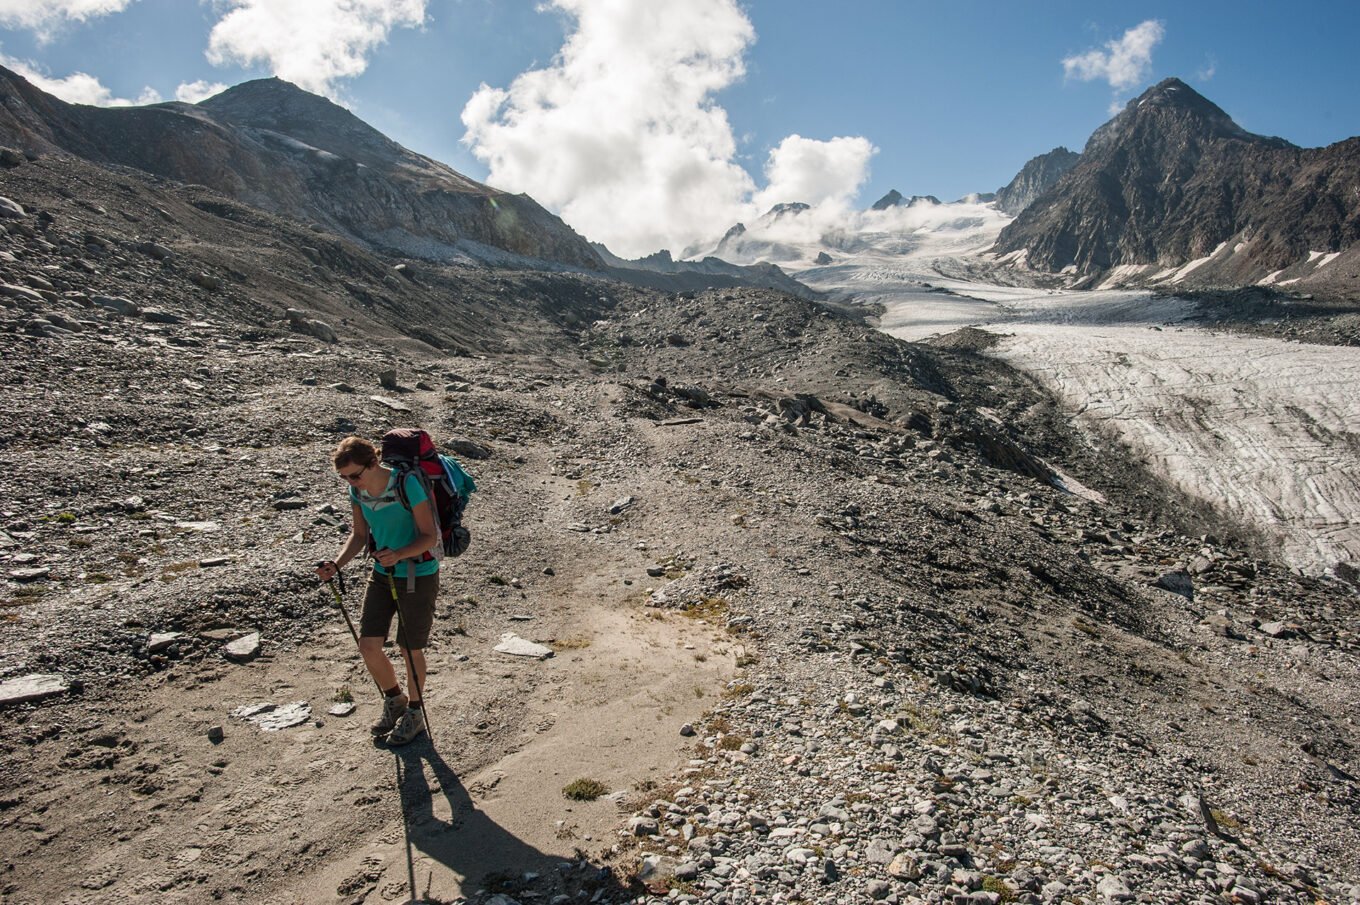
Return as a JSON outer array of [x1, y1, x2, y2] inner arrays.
[[316, 436, 439, 745]]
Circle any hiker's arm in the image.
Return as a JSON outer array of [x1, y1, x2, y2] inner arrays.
[[383, 498, 438, 563], [318, 503, 371, 580]]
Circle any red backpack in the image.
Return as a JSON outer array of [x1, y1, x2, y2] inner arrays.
[[377, 428, 475, 562]]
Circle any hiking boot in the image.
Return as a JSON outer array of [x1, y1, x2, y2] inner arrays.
[[386, 707, 426, 746], [370, 692, 408, 736]]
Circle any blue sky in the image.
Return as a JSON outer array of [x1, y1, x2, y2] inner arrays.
[[2, 0, 1357, 256]]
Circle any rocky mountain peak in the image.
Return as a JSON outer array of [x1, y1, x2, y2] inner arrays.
[[994, 147, 1080, 216], [198, 77, 407, 170], [1086, 77, 1291, 153], [871, 190, 904, 211], [993, 77, 1356, 282], [870, 190, 942, 211]]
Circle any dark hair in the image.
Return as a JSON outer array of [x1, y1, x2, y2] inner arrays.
[[332, 436, 378, 470]]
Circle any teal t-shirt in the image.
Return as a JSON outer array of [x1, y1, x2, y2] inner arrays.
[[351, 470, 439, 578]]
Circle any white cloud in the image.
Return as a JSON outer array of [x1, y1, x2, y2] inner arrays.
[[461, 0, 875, 259], [1062, 20, 1164, 91], [755, 134, 877, 213], [0, 0, 133, 39], [205, 0, 426, 97], [1196, 56, 1217, 82], [1, 54, 160, 106], [175, 79, 228, 103]]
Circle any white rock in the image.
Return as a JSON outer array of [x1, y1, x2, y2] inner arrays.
[[147, 632, 184, 653], [494, 632, 553, 659], [224, 632, 261, 661], [0, 673, 69, 706]]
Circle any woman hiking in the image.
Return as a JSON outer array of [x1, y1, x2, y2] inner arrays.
[[316, 436, 439, 746]]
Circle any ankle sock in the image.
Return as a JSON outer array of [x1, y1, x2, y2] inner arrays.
[[383, 686, 402, 698], [409, 700, 423, 710]]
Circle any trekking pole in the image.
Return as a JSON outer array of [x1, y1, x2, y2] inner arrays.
[[389, 567, 434, 746], [319, 562, 382, 694]]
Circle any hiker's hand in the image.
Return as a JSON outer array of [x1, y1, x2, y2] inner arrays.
[[316, 561, 338, 582], [374, 548, 399, 569]]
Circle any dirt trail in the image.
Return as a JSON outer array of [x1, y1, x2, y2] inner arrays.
[[6, 554, 732, 905]]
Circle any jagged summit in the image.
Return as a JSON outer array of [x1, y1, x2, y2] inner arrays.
[[993, 76, 1357, 282], [870, 190, 941, 211], [994, 147, 1080, 216]]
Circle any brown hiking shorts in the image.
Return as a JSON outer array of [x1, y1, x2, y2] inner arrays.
[[359, 570, 439, 649]]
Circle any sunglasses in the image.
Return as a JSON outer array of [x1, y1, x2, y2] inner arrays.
[[339, 464, 369, 483]]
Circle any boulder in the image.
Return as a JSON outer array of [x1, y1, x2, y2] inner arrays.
[[92, 294, 141, 316], [0, 196, 25, 218], [0, 674, 69, 706], [1154, 570, 1194, 599], [224, 632, 261, 661], [446, 438, 492, 460], [284, 308, 338, 343]]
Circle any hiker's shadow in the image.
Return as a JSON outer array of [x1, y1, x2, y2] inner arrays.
[[389, 739, 634, 902]]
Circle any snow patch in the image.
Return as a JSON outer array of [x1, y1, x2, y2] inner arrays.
[[1314, 252, 1341, 269], [1097, 264, 1157, 290], [1169, 253, 1214, 283], [1259, 269, 1285, 286]]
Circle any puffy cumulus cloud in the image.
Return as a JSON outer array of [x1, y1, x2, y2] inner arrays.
[[0, 0, 133, 39], [1063, 20, 1164, 91], [461, 0, 875, 259], [175, 79, 228, 104], [1, 54, 160, 106], [754, 134, 877, 214], [462, 0, 756, 258], [205, 0, 426, 97]]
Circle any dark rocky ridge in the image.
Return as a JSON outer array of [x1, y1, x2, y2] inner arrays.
[[993, 146, 1080, 216], [992, 79, 1360, 294], [871, 190, 942, 210], [0, 67, 603, 269]]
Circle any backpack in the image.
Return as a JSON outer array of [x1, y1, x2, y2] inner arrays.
[[378, 428, 476, 561]]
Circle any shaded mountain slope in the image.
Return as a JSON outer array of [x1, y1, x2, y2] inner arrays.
[[0, 67, 602, 269], [992, 79, 1360, 294]]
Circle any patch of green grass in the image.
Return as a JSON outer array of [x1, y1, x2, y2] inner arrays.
[[333, 685, 353, 704], [56, 512, 77, 523], [487, 574, 508, 586], [562, 778, 609, 801], [717, 734, 745, 751]]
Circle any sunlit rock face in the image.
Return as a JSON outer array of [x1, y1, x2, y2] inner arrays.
[[993, 146, 1079, 216]]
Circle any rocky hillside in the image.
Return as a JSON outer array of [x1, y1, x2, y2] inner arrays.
[[2, 140, 1359, 905], [993, 147, 1080, 216], [992, 79, 1360, 296], [0, 67, 603, 269]]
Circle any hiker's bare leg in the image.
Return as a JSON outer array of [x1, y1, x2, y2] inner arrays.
[[359, 636, 400, 692], [400, 647, 427, 704]]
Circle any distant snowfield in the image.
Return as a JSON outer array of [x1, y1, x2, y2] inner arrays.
[[790, 214, 1360, 574]]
